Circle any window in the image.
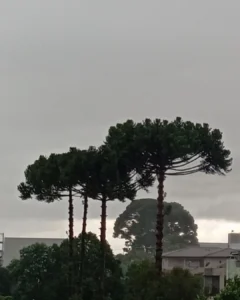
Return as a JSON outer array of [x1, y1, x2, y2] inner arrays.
[[168, 258, 184, 268], [185, 259, 201, 268], [204, 275, 220, 296]]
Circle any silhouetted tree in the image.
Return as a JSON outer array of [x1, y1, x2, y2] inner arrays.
[[87, 145, 136, 300], [18, 151, 79, 298], [114, 199, 198, 255], [69, 147, 100, 298], [106, 117, 232, 273]]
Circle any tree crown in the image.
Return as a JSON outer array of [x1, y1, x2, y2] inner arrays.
[[106, 117, 232, 177], [114, 198, 198, 253]]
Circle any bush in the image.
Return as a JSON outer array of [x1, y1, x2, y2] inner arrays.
[[124, 260, 203, 300], [214, 276, 240, 300]]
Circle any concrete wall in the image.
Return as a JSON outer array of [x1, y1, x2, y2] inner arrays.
[[163, 257, 226, 290], [226, 258, 240, 279], [2, 237, 63, 267], [163, 257, 226, 269]]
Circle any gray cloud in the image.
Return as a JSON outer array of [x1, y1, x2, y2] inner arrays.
[[0, 0, 240, 235]]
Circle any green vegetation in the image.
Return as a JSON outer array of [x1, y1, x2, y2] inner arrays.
[[1, 238, 204, 300], [114, 198, 198, 253], [9, 117, 231, 299], [214, 276, 240, 300], [124, 260, 203, 300], [114, 199, 199, 271], [106, 118, 232, 272], [4, 233, 123, 300], [0, 267, 11, 297]]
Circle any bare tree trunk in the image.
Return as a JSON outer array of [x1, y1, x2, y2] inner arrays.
[[100, 197, 107, 300], [79, 194, 88, 298], [156, 171, 165, 274], [68, 187, 74, 298]]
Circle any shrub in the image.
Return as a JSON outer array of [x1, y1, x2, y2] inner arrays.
[[214, 276, 240, 300], [124, 260, 203, 300]]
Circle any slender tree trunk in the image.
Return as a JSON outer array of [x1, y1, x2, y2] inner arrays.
[[79, 194, 88, 298], [156, 171, 165, 274], [100, 197, 107, 300], [68, 187, 74, 298]]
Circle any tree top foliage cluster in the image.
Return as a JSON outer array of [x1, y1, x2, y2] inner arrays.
[[106, 118, 232, 176], [19, 117, 232, 203]]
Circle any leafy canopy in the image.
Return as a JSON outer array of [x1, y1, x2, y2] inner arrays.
[[106, 117, 232, 177], [0, 267, 11, 296], [8, 233, 124, 300], [84, 145, 137, 202], [114, 198, 198, 254], [17, 151, 80, 201], [8, 243, 61, 300], [124, 260, 203, 300], [18, 146, 137, 203], [214, 276, 240, 300]]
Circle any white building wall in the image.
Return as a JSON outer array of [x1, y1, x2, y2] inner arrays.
[[226, 258, 240, 280]]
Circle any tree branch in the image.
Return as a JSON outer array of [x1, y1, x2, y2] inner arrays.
[[171, 153, 201, 167], [169, 164, 203, 172], [165, 169, 202, 176]]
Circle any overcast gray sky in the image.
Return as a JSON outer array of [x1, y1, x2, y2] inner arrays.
[[0, 1, 240, 250]]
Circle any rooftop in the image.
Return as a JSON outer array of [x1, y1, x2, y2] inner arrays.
[[199, 242, 228, 248], [163, 246, 234, 258]]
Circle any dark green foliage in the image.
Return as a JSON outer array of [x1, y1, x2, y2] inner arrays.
[[17, 149, 88, 298], [15, 116, 232, 297], [214, 276, 240, 300], [87, 145, 137, 203], [124, 260, 203, 300], [106, 117, 232, 271], [7, 233, 123, 300], [77, 145, 137, 299], [0, 267, 11, 296], [17, 146, 137, 299], [106, 118, 232, 176], [17, 150, 81, 202], [114, 198, 198, 254], [8, 243, 61, 300], [17, 148, 97, 204]]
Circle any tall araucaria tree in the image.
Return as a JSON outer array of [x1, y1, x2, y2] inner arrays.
[[105, 117, 232, 273], [68, 146, 100, 298], [87, 145, 137, 300], [17, 151, 79, 298]]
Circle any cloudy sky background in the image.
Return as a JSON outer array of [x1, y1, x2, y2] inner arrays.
[[0, 0, 240, 252]]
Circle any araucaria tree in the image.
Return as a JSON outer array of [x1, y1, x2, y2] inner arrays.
[[17, 151, 79, 298], [89, 145, 136, 299], [105, 117, 232, 273], [69, 146, 100, 298]]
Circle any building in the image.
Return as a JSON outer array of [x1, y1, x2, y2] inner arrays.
[[0, 234, 63, 267], [226, 254, 240, 279], [163, 232, 240, 295], [163, 246, 232, 294]]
